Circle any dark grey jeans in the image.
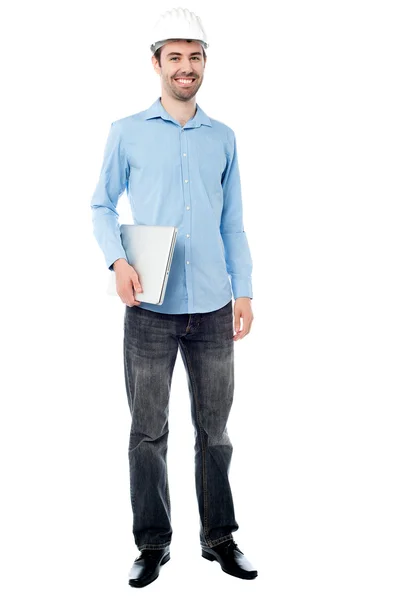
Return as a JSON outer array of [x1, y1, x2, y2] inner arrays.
[[123, 299, 239, 551]]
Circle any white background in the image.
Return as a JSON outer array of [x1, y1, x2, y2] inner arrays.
[[1, 1, 398, 598]]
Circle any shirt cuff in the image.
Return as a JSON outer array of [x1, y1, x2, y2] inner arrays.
[[107, 251, 128, 271], [231, 276, 253, 300]]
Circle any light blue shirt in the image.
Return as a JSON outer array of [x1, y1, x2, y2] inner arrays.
[[91, 97, 253, 314]]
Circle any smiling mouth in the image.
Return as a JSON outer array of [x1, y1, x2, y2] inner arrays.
[[174, 77, 196, 86]]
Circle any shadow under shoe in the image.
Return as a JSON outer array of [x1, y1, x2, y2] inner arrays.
[[201, 539, 258, 580], [128, 546, 170, 588]]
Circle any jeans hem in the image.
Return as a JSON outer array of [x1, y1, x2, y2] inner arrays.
[[200, 533, 234, 548], [137, 542, 171, 551]]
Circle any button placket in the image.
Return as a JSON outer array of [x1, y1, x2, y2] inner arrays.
[[180, 126, 193, 311]]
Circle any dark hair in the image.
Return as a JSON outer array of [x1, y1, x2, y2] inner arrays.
[[153, 41, 207, 68]]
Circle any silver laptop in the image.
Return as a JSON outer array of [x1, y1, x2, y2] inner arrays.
[[106, 224, 178, 305]]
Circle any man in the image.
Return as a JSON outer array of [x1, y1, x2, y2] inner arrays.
[[91, 7, 257, 588]]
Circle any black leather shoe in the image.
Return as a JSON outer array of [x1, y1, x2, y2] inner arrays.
[[202, 539, 258, 580], [128, 546, 170, 588]]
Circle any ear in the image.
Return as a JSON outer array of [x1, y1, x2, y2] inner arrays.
[[151, 55, 160, 74]]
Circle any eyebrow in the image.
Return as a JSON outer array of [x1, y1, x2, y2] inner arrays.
[[165, 51, 203, 57]]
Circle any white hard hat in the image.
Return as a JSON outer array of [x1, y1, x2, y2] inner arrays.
[[150, 7, 209, 54]]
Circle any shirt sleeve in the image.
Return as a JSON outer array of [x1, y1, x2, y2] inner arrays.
[[220, 129, 253, 300], [90, 121, 129, 271]]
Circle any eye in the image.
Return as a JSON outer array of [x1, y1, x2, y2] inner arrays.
[[170, 56, 201, 61]]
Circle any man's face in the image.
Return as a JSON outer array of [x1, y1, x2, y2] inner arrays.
[[153, 40, 206, 101]]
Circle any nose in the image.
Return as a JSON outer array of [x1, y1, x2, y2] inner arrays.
[[179, 56, 195, 74]]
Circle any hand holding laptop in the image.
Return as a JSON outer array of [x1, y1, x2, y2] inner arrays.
[[113, 258, 143, 307], [107, 225, 178, 306]]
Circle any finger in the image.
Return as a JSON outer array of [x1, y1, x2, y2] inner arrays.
[[233, 328, 244, 340], [132, 276, 143, 294], [233, 330, 245, 340], [129, 282, 142, 305], [233, 321, 250, 340], [120, 290, 141, 307], [234, 316, 241, 335], [123, 299, 141, 307]]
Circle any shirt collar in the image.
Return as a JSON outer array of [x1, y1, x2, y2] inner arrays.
[[143, 96, 212, 128]]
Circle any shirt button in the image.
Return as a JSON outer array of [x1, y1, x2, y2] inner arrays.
[[183, 153, 187, 156], [186, 233, 190, 237], [186, 206, 190, 210], [184, 179, 189, 183], [186, 261, 190, 264]]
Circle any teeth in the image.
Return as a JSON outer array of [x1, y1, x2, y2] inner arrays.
[[176, 78, 194, 83]]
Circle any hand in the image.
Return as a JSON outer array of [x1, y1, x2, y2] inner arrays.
[[113, 260, 143, 307], [233, 297, 254, 341]]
